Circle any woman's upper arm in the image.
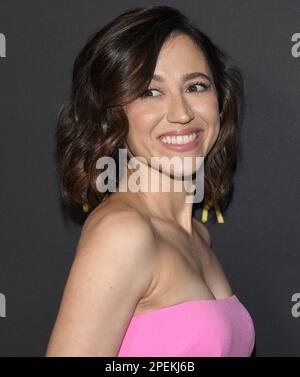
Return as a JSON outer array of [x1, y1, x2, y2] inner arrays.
[[46, 211, 156, 356]]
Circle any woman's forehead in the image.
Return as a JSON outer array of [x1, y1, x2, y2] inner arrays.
[[155, 35, 210, 75]]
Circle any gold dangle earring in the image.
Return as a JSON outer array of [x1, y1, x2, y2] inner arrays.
[[201, 200, 224, 224], [82, 186, 90, 213], [82, 192, 109, 213], [82, 202, 89, 213], [214, 202, 224, 223]]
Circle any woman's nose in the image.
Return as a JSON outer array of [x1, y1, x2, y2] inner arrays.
[[166, 94, 194, 124]]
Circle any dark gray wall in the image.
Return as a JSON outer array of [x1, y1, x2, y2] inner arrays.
[[0, 0, 299, 356]]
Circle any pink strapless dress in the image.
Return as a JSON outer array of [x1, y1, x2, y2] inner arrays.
[[116, 294, 255, 357]]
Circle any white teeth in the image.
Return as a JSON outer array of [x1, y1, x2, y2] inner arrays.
[[160, 132, 198, 145]]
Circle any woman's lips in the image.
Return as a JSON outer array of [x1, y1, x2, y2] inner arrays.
[[158, 130, 204, 152]]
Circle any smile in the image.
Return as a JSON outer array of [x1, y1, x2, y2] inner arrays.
[[160, 132, 198, 144], [158, 130, 204, 152]]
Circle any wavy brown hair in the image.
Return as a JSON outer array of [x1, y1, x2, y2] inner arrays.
[[55, 5, 244, 221]]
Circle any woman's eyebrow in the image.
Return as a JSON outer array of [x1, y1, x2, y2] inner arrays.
[[152, 71, 212, 83]]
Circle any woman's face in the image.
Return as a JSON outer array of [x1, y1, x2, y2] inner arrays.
[[124, 33, 220, 177]]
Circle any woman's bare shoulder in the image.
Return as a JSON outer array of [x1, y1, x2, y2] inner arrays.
[[80, 196, 157, 258]]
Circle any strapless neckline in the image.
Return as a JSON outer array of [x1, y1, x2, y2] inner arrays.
[[132, 294, 237, 318], [118, 293, 255, 357]]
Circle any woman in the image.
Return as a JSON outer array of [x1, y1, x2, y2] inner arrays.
[[46, 5, 255, 357]]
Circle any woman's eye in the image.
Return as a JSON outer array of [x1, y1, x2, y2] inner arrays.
[[140, 88, 160, 98], [187, 82, 210, 93]]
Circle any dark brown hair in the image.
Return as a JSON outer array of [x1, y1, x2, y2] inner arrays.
[[55, 5, 244, 220]]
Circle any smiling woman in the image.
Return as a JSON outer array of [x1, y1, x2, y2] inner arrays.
[[55, 5, 243, 217], [47, 5, 254, 357]]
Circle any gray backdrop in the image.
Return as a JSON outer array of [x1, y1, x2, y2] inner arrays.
[[0, 0, 299, 356]]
